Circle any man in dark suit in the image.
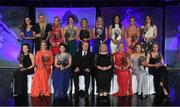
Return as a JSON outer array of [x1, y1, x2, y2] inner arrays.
[[73, 42, 94, 98]]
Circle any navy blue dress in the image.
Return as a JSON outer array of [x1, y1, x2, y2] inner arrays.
[[52, 53, 71, 98], [93, 27, 106, 54], [21, 29, 34, 52]]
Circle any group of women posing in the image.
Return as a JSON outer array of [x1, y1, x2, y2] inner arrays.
[[19, 14, 157, 56], [13, 41, 169, 99], [13, 14, 169, 99]]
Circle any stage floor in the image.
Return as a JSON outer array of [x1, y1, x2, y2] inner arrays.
[[0, 69, 180, 106], [1, 85, 180, 106], [1, 93, 179, 106]]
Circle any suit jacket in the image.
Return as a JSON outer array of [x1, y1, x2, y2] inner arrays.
[[75, 51, 94, 71]]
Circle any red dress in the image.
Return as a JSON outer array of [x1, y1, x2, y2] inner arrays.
[[50, 26, 62, 56], [113, 52, 133, 96], [31, 50, 53, 97], [126, 37, 133, 55]]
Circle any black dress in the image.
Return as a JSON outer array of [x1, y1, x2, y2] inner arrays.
[[32, 23, 52, 53], [148, 52, 169, 95], [95, 53, 113, 93], [79, 29, 90, 51], [14, 53, 34, 96]]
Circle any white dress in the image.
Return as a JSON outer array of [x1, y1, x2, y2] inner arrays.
[[110, 24, 122, 53], [141, 25, 157, 39], [130, 54, 155, 95]]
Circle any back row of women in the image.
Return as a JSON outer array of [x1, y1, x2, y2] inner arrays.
[[20, 14, 157, 56]]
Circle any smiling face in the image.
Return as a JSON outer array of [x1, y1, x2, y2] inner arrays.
[[54, 17, 60, 26], [114, 16, 120, 24], [82, 42, 89, 51], [81, 19, 88, 28], [25, 17, 31, 25], [68, 17, 74, 25], [96, 17, 103, 26], [130, 17, 135, 25], [22, 45, 29, 54], [41, 42, 47, 50], [39, 15, 45, 23], [118, 43, 124, 52], [135, 44, 141, 53], [99, 44, 107, 53], [145, 16, 151, 24], [59, 45, 66, 53], [152, 44, 159, 52]]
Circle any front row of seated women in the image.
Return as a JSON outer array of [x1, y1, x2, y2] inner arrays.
[[13, 41, 169, 99]]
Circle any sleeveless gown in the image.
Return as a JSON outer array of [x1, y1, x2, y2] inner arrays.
[[14, 53, 34, 95]]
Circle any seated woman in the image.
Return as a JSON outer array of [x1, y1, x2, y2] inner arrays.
[[113, 42, 133, 96], [52, 43, 72, 98], [130, 43, 153, 98], [146, 43, 169, 97], [95, 43, 113, 97], [31, 40, 53, 97], [13, 43, 35, 97]]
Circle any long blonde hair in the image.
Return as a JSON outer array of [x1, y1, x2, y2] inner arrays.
[[99, 43, 108, 53], [39, 14, 47, 32], [54, 16, 61, 28]]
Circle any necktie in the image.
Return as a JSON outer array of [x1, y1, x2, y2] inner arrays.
[[83, 51, 87, 56]]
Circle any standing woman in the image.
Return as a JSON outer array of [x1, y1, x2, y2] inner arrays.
[[113, 42, 133, 96], [95, 43, 113, 96], [109, 15, 123, 54], [52, 43, 72, 98], [13, 43, 35, 96], [64, 16, 79, 68], [78, 18, 92, 51], [146, 43, 169, 97], [31, 40, 53, 97], [20, 16, 35, 53], [32, 14, 52, 53], [124, 17, 140, 55], [141, 15, 157, 53], [50, 16, 64, 56], [93, 16, 108, 54]]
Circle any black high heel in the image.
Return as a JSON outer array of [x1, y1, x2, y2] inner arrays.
[[160, 85, 170, 98]]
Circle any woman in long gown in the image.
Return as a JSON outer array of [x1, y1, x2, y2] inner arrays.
[[52, 43, 72, 98], [109, 15, 123, 54], [50, 16, 64, 56], [93, 16, 108, 54], [113, 42, 133, 96], [141, 15, 157, 53], [64, 16, 79, 69], [32, 14, 52, 53], [130, 43, 151, 98], [13, 43, 35, 96], [31, 40, 53, 97], [95, 43, 113, 97], [78, 18, 92, 52], [20, 16, 35, 53], [146, 43, 169, 97], [124, 17, 140, 55]]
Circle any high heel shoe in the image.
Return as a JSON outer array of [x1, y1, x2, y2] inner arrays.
[[141, 94, 147, 99]]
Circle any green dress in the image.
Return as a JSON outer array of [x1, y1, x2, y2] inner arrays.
[[64, 26, 77, 68]]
